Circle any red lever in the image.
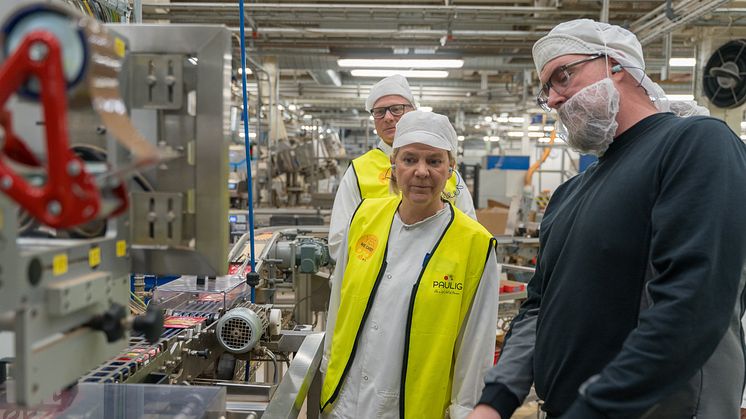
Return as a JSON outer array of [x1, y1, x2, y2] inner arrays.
[[0, 30, 126, 228]]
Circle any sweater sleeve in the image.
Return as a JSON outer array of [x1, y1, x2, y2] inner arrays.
[[562, 118, 746, 417], [477, 259, 541, 419]]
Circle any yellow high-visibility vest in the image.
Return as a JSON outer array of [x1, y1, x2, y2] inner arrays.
[[321, 195, 496, 418], [351, 148, 461, 202]]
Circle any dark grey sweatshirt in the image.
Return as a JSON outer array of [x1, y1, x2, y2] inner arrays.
[[479, 113, 746, 418]]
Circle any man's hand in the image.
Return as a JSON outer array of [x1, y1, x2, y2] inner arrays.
[[467, 405, 501, 419], [740, 407, 746, 419]]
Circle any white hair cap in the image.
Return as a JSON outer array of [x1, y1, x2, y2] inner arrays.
[[365, 74, 416, 112], [532, 19, 657, 97], [532, 18, 707, 117], [393, 111, 456, 157]]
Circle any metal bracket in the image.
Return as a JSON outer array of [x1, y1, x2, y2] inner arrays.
[[130, 54, 184, 109]]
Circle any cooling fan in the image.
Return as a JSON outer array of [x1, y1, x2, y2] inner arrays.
[[703, 39, 746, 109]]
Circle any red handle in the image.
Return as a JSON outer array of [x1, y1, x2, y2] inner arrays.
[[0, 31, 126, 228]]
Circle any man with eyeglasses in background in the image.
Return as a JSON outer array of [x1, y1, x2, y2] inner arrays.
[[328, 74, 476, 260], [468, 19, 746, 419]]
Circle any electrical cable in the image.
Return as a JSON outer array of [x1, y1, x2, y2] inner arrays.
[[239, 0, 258, 303]]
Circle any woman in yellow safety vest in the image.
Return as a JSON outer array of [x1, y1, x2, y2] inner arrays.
[[321, 110, 500, 419]]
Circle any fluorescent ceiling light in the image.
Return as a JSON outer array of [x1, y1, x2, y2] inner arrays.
[[351, 69, 449, 78], [666, 94, 694, 101], [338, 59, 463, 69], [484, 116, 493, 122], [741, 121, 746, 129], [238, 131, 256, 138], [508, 117, 525, 123], [506, 131, 543, 138], [473, 124, 480, 129], [303, 114, 313, 120], [528, 126, 542, 131], [538, 137, 551, 143], [457, 135, 465, 141], [419, 106, 433, 112], [741, 134, 746, 140], [544, 125, 555, 131], [237, 67, 253, 75], [482, 136, 500, 142], [669, 58, 696, 67], [496, 117, 509, 123]]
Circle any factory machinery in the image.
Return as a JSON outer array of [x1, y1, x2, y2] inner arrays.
[[0, 2, 331, 417], [78, 227, 333, 418]]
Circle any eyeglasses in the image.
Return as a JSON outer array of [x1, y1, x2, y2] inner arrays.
[[536, 54, 605, 111], [370, 104, 413, 119]]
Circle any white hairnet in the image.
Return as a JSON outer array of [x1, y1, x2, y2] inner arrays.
[[533, 19, 655, 97], [393, 111, 456, 157], [532, 18, 707, 117], [666, 100, 710, 117], [365, 74, 416, 112]]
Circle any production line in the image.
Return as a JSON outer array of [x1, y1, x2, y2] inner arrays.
[[0, 3, 337, 417]]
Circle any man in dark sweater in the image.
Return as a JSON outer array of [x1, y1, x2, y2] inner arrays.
[[469, 19, 746, 419]]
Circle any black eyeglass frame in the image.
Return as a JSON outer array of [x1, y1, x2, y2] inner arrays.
[[536, 54, 606, 111], [370, 104, 414, 119]]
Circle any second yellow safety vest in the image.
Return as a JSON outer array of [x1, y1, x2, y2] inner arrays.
[[351, 147, 461, 202], [320, 195, 496, 418]]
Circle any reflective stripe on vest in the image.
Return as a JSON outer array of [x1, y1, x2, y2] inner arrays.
[[351, 148, 460, 202], [320, 196, 495, 418]]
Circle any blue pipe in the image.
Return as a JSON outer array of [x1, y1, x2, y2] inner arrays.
[[239, 0, 257, 303]]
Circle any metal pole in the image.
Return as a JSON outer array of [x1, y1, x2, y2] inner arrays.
[[134, 0, 143, 23], [662, 33, 672, 81]]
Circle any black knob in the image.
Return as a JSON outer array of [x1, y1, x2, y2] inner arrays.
[[88, 303, 127, 343], [246, 271, 260, 287], [133, 304, 164, 344]]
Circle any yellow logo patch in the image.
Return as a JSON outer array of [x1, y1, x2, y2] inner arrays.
[[355, 234, 378, 261]]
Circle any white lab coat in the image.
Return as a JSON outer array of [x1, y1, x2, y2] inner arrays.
[[321, 205, 499, 419], [328, 140, 477, 261]]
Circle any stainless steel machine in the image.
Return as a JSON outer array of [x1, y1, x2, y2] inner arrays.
[[0, 3, 329, 417]]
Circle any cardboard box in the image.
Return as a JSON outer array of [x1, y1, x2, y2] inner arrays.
[[476, 207, 509, 236]]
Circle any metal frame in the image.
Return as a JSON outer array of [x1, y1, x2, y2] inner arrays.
[[0, 196, 132, 405], [108, 24, 233, 276], [262, 332, 323, 419]]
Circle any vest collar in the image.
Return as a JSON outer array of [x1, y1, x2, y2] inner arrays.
[[378, 140, 393, 155]]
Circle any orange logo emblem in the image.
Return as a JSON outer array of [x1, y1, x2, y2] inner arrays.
[[355, 234, 378, 261], [378, 169, 390, 185]]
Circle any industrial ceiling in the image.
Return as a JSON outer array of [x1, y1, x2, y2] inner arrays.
[[139, 0, 746, 141]]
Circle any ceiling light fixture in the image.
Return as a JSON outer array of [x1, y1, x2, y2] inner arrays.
[[669, 58, 696, 67], [666, 94, 694, 101], [350, 69, 449, 78], [339, 59, 463, 69]]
